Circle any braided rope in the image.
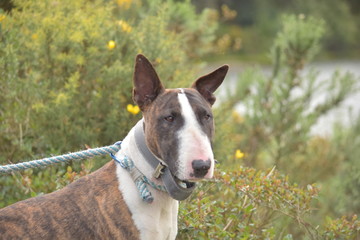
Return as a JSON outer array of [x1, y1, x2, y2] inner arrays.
[[110, 153, 166, 203], [0, 142, 122, 174], [143, 176, 167, 192]]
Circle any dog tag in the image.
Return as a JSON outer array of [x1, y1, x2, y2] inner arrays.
[[153, 163, 165, 179]]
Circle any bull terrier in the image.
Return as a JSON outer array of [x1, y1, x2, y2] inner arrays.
[[0, 54, 228, 240]]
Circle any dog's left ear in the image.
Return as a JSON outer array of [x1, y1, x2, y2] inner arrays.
[[192, 65, 229, 105]]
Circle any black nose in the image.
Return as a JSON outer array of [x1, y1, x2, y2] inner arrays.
[[191, 159, 211, 178]]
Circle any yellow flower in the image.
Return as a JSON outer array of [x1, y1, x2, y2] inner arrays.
[[117, 0, 132, 9], [0, 14, 6, 22], [32, 102, 45, 112], [127, 104, 140, 115], [235, 149, 245, 159], [117, 20, 132, 33], [54, 92, 69, 105], [107, 40, 116, 50], [31, 33, 38, 40], [232, 111, 244, 123]]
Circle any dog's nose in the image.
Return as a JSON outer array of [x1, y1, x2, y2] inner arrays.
[[191, 159, 211, 178]]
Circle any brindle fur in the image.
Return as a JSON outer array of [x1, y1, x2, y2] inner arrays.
[[0, 161, 139, 240]]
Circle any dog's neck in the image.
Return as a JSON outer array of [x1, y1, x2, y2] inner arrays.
[[117, 118, 165, 188], [115, 119, 179, 240]]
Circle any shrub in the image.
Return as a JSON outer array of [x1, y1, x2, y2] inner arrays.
[[178, 166, 319, 239], [178, 166, 360, 239], [319, 117, 360, 218], [216, 15, 358, 175], [0, 0, 218, 206], [0, 0, 218, 161], [321, 215, 360, 240]]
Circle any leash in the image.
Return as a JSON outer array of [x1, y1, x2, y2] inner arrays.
[[110, 153, 166, 203], [0, 142, 122, 174]]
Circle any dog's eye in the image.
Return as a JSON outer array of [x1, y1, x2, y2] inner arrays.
[[204, 114, 212, 120], [164, 116, 174, 122]]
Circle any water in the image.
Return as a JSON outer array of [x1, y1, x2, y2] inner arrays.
[[207, 60, 360, 136], [306, 61, 360, 135]]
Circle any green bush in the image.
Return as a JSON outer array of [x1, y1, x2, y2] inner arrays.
[[319, 117, 360, 218], [0, 0, 218, 206], [210, 0, 360, 58], [217, 15, 358, 175], [178, 167, 359, 239], [0, 0, 218, 161], [178, 166, 319, 239]]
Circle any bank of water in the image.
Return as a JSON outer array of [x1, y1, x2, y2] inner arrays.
[[208, 60, 360, 136]]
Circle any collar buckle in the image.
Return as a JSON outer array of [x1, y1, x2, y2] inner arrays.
[[153, 162, 166, 179]]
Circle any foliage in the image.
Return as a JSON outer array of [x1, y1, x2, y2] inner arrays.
[[178, 166, 319, 239], [318, 116, 360, 218], [218, 15, 358, 175], [197, 0, 360, 58], [322, 215, 360, 240], [272, 15, 325, 72], [0, 0, 218, 206], [292, 0, 359, 55], [179, 167, 360, 239]]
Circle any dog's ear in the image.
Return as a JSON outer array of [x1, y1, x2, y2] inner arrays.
[[133, 54, 164, 110], [192, 65, 229, 105]]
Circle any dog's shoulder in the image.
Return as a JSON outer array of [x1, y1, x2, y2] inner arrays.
[[0, 161, 140, 240]]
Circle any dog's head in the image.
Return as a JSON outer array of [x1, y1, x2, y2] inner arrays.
[[133, 54, 228, 182]]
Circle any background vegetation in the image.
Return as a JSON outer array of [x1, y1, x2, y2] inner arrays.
[[194, 0, 360, 61], [1, 0, 359, 239]]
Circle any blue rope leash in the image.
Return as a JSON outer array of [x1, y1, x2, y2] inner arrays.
[[0, 141, 165, 203], [0, 142, 122, 174], [110, 153, 166, 203]]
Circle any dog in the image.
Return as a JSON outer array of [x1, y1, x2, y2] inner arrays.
[[0, 54, 228, 240]]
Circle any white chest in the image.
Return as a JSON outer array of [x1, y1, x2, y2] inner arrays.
[[116, 164, 179, 240], [114, 125, 179, 240]]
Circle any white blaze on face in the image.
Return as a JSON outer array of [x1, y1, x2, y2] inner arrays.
[[176, 89, 214, 180]]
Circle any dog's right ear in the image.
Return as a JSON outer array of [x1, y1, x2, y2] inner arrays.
[[133, 54, 164, 110]]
